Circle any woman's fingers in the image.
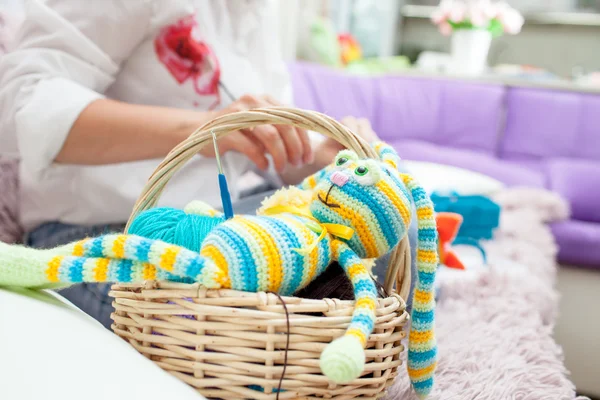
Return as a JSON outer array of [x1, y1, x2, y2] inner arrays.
[[207, 94, 315, 172], [222, 131, 269, 171], [297, 126, 314, 164], [341, 116, 379, 143], [357, 118, 378, 142], [247, 124, 288, 172], [277, 123, 303, 166], [340, 116, 359, 133], [262, 95, 312, 166]]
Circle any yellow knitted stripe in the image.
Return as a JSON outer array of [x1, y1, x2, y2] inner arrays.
[[72, 239, 88, 257], [143, 263, 157, 280], [94, 259, 109, 282], [280, 216, 320, 284], [413, 288, 434, 304], [417, 248, 438, 264], [376, 181, 411, 227], [112, 235, 127, 258], [326, 188, 387, 256], [309, 242, 319, 274], [355, 297, 377, 311], [307, 175, 317, 189], [416, 206, 434, 221], [347, 263, 364, 280], [159, 246, 180, 272], [408, 362, 437, 380], [385, 158, 397, 170], [331, 240, 341, 254], [239, 218, 282, 292], [46, 256, 64, 282], [329, 201, 379, 257], [347, 328, 367, 346], [409, 329, 434, 344], [201, 245, 230, 288]]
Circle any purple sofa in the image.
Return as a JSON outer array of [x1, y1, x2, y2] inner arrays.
[[289, 62, 600, 267]]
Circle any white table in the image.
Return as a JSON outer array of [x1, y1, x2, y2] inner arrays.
[[0, 288, 205, 400]]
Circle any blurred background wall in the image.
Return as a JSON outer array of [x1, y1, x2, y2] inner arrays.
[[278, 0, 600, 79], [399, 0, 600, 77]]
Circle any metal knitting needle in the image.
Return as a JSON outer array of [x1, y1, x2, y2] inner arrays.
[[211, 130, 234, 219]]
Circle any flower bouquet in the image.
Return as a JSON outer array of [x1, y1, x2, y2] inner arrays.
[[431, 0, 524, 74]]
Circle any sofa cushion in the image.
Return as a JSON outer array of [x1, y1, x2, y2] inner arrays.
[[374, 77, 504, 153], [288, 62, 505, 154], [402, 160, 505, 195], [547, 158, 600, 223], [503, 87, 600, 160], [552, 220, 600, 268], [392, 140, 546, 188], [289, 62, 377, 122]]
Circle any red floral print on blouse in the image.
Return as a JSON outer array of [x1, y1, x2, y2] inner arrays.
[[155, 15, 221, 109]]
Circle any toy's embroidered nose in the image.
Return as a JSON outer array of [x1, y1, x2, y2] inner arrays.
[[331, 171, 349, 187]]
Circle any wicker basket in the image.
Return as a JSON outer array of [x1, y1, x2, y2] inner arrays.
[[110, 107, 412, 400]]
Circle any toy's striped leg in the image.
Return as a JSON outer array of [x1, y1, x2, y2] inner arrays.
[[319, 240, 378, 383], [0, 242, 165, 288], [43, 256, 173, 286], [55, 234, 213, 280], [401, 173, 438, 398], [0, 235, 223, 289]]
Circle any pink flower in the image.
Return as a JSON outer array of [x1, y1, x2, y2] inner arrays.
[[439, 21, 453, 36], [449, 3, 467, 23], [154, 15, 221, 109], [468, 7, 489, 27], [431, 10, 448, 25], [431, 0, 454, 25], [475, 0, 499, 19], [496, 4, 524, 34]]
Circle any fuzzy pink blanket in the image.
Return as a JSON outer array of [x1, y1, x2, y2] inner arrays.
[[389, 188, 589, 400]]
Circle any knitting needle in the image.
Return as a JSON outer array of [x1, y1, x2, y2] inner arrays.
[[211, 130, 234, 220]]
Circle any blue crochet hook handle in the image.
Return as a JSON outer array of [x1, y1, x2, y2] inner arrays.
[[211, 130, 234, 220]]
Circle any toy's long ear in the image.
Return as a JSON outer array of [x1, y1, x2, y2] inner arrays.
[[373, 141, 402, 171], [400, 172, 439, 398]]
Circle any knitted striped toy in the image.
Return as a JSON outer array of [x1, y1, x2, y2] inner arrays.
[[0, 142, 438, 397]]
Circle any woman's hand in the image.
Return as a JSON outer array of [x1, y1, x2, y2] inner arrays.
[[197, 95, 313, 172], [278, 116, 380, 185], [314, 116, 380, 166]]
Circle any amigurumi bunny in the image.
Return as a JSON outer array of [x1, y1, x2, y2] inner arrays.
[[0, 141, 438, 397]]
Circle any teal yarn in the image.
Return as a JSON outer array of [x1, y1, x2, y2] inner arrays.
[[128, 205, 225, 252]]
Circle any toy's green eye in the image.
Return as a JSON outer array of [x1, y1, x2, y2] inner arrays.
[[355, 166, 368, 176], [336, 157, 349, 166]]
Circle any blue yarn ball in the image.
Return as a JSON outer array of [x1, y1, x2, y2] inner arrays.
[[128, 206, 225, 252]]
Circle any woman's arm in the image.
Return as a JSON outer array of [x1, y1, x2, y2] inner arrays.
[[57, 95, 314, 170], [55, 99, 205, 165]]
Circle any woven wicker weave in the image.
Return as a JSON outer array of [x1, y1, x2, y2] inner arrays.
[[110, 107, 411, 399]]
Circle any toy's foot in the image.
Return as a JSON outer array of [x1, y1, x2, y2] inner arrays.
[[319, 336, 365, 383]]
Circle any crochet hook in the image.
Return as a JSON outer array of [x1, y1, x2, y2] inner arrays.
[[211, 130, 234, 220]]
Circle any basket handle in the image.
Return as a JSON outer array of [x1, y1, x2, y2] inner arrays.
[[125, 107, 410, 298]]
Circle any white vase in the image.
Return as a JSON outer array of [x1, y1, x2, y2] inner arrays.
[[450, 29, 492, 76]]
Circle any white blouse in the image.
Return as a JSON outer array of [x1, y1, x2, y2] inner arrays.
[[0, 0, 300, 230]]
